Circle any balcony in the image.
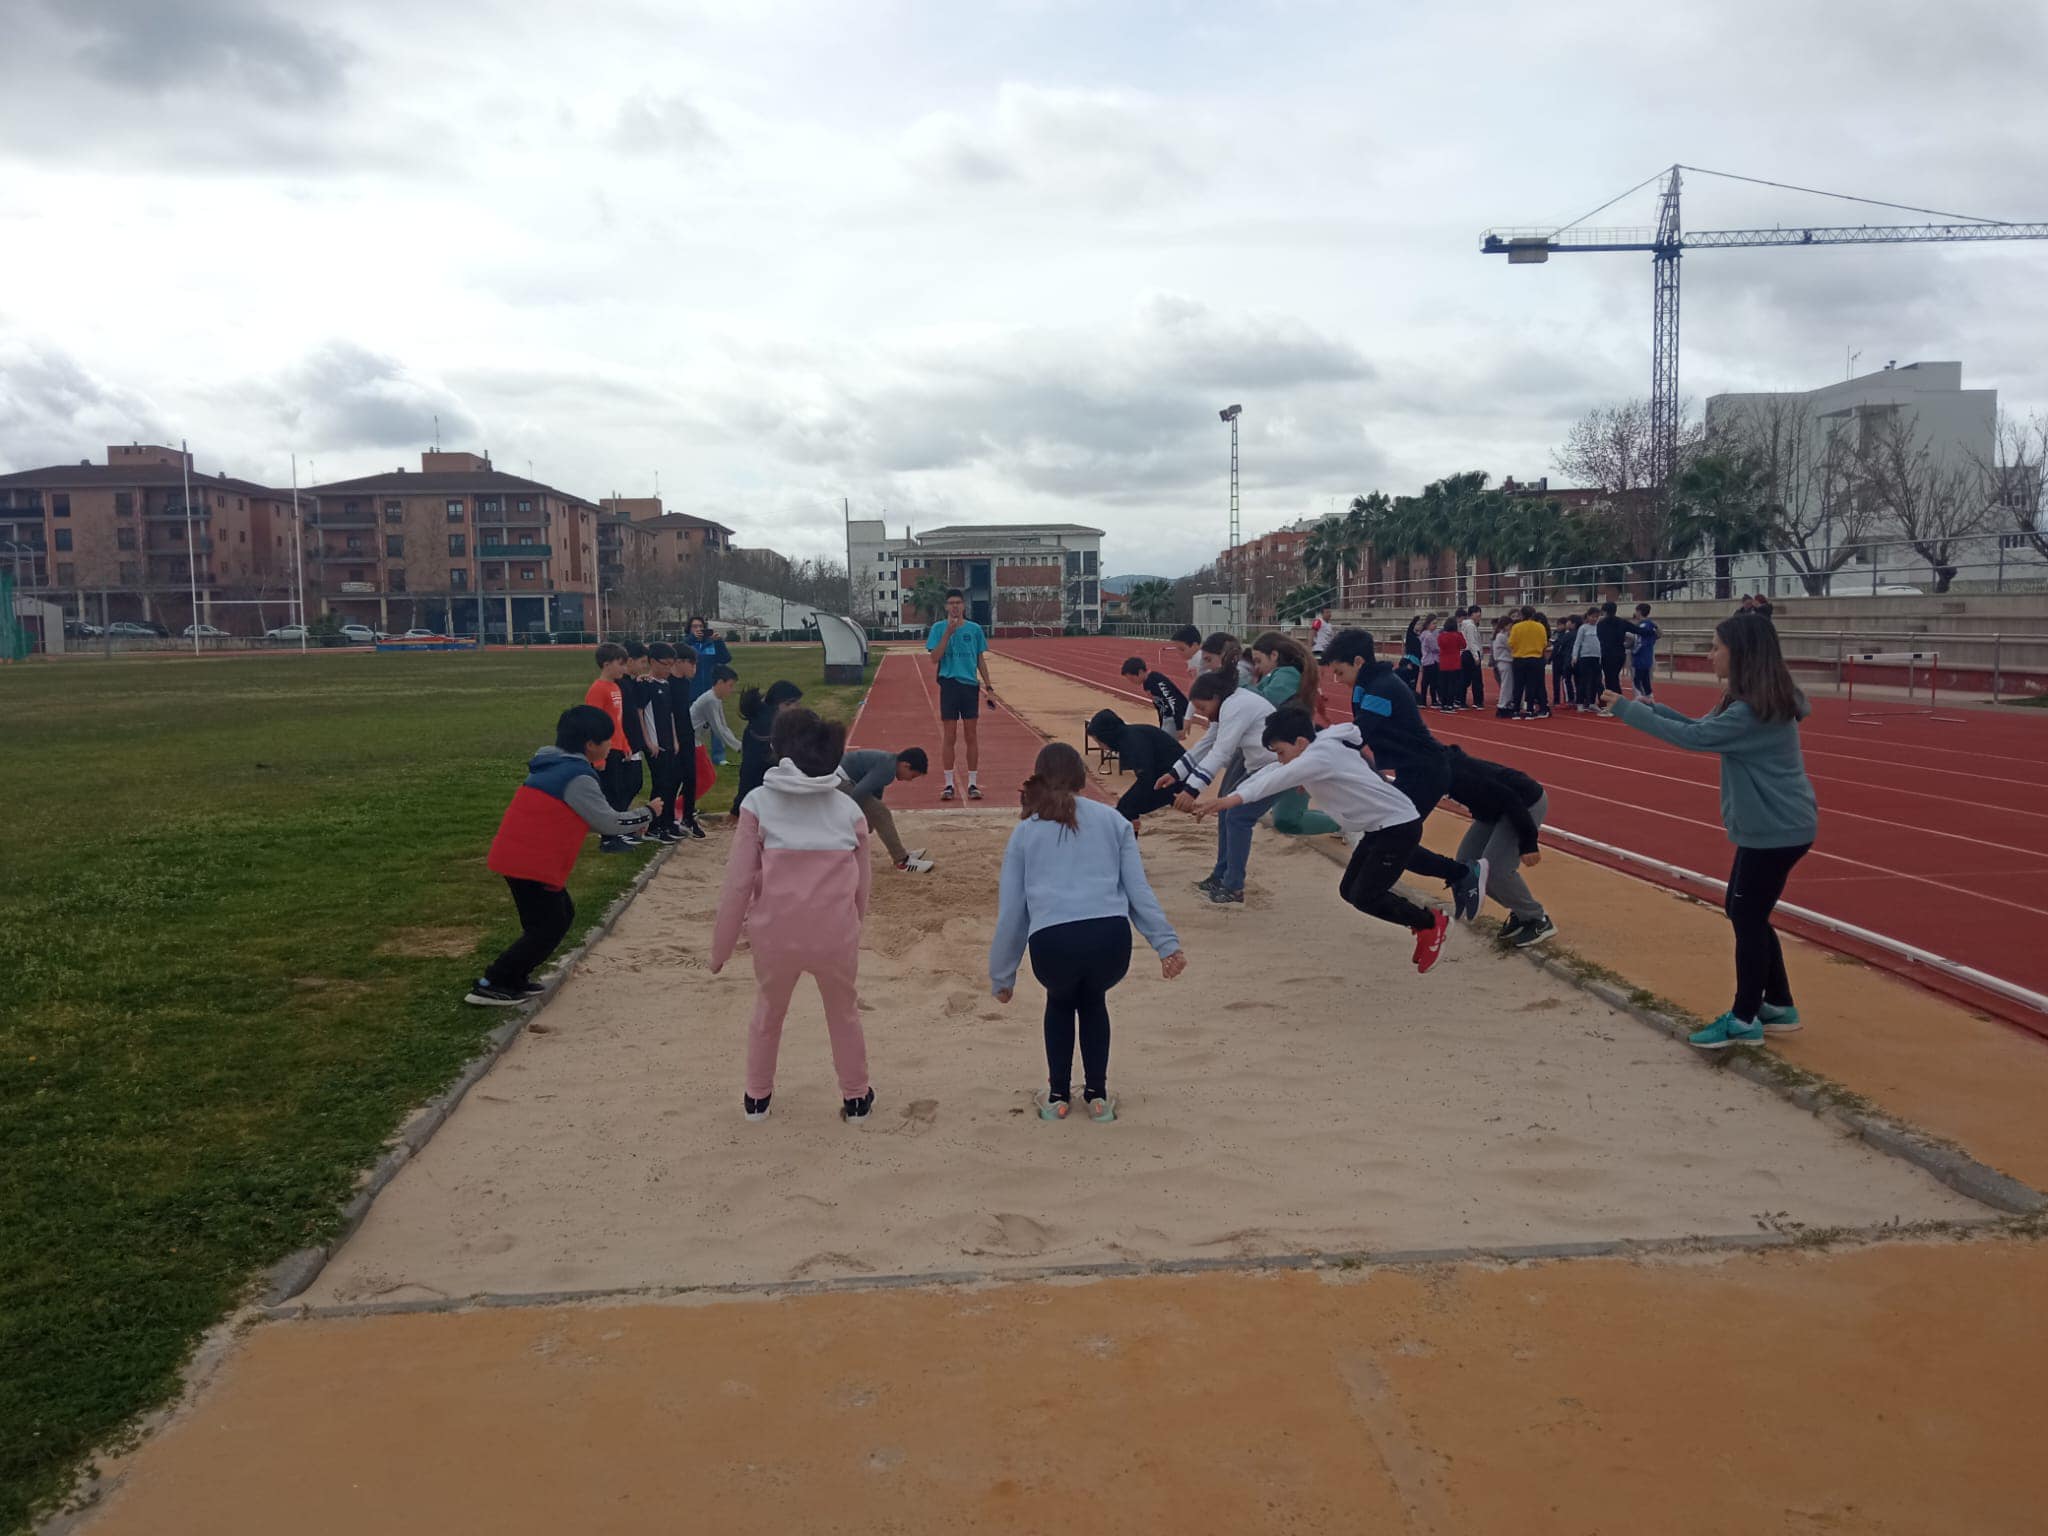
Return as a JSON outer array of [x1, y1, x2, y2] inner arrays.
[[309, 511, 377, 529], [478, 543, 550, 559], [147, 536, 214, 554], [477, 510, 548, 528], [146, 505, 212, 521], [309, 549, 379, 564]]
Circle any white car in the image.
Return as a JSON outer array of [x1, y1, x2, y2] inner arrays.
[[399, 628, 442, 640], [265, 624, 308, 640], [183, 623, 230, 639], [339, 623, 379, 644]]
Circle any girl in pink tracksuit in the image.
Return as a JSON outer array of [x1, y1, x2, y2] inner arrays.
[[710, 708, 877, 1124]]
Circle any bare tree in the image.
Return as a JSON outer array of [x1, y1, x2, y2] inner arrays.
[[1851, 409, 1995, 593], [1971, 409, 2047, 561], [1717, 396, 1879, 595], [1552, 398, 1706, 594]]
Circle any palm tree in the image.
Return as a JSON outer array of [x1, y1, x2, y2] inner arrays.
[[1342, 492, 1391, 604], [1673, 450, 1777, 601], [1125, 578, 1175, 623], [908, 574, 951, 622]]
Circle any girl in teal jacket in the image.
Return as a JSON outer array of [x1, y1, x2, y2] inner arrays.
[[1249, 633, 1340, 837]]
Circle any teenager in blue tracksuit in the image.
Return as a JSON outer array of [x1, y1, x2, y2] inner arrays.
[[1629, 603, 1660, 699], [1319, 629, 1486, 919]]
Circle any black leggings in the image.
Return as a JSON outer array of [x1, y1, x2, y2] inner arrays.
[[1511, 656, 1548, 714], [1028, 916, 1132, 1101], [1392, 759, 1468, 887], [485, 878, 575, 990], [1339, 820, 1434, 931], [1727, 843, 1809, 1020]]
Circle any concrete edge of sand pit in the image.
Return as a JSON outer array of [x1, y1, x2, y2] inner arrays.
[[1292, 839, 2048, 1219], [253, 1214, 2042, 1323], [257, 837, 687, 1309]]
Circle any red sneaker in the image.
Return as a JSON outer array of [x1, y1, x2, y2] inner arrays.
[[1413, 910, 1450, 974]]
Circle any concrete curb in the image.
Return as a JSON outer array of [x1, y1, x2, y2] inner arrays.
[[260, 1215, 2033, 1322], [255, 839, 682, 1308], [1299, 838, 2048, 1219]]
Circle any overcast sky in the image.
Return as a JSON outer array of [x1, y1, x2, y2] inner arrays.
[[3, 0, 2044, 575]]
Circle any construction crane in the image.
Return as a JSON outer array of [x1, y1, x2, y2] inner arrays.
[[1481, 164, 2048, 498]]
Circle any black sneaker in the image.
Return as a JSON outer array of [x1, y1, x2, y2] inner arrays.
[[464, 980, 524, 1007], [1512, 915, 1559, 948], [840, 1087, 875, 1122], [743, 1093, 772, 1122], [1194, 875, 1221, 895], [1498, 915, 1526, 944], [967, 783, 984, 800], [682, 819, 707, 840], [600, 836, 631, 854], [941, 784, 956, 801], [519, 979, 547, 996], [1452, 857, 1488, 922], [1208, 885, 1244, 905]]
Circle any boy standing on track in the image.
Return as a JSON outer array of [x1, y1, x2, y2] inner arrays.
[[1509, 606, 1552, 720], [1460, 607, 1485, 710], [927, 589, 997, 801], [584, 642, 640, 853], [1123, 655, 1189, 735], [1574, 607, 1607, 714]]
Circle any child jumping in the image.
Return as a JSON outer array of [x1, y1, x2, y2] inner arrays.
[[1249, 631, 1340, 836], [838, 745, 931, 871], [471, 705, 661, 1005], [1443, 746, 1554, 947], [711, 707, 877, 1122], [1196, 708, 1451, 974], [990, 742, 1185, 1120], [1606, 617, 1818, 1050], [1122, 654, 1189, 735]]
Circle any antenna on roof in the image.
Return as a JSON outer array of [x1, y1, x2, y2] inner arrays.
[[434, 414, 440, 452]]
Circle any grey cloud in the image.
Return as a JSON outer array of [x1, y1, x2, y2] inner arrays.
[[0, 331, 167, 469], [612, 92, 721, 156], [244, 343, 481, 452], [51, 0, 353, 98], [902, 84, 1203, 201]]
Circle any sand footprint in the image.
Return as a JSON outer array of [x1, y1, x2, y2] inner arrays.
[[958, 1211, 1054, 1258]]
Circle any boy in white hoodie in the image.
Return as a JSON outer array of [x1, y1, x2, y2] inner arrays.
[[1196, 707, 1459, 974], [711, 707, 877, 1123]]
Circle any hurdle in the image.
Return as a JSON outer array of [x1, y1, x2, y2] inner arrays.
[[1844, 649, 1965, 725]]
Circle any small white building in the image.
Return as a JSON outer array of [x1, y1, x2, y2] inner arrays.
[[847, 519, 1105, 630]]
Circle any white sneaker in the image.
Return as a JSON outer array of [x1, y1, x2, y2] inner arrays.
[[896, 856, 934, 873]]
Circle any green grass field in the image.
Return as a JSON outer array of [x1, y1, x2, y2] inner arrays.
[[0, 645, 871, 1532]]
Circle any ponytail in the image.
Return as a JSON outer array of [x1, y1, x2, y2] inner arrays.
[[1018, 742, 1086, 832], [737, 686, 765, 721], [739, 678, 803, 723], [1252, 631, 1318, 714]]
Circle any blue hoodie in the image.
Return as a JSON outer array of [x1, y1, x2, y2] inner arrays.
[[1349, 661, 1447, 780]]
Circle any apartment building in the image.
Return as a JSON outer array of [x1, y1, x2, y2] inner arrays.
[[0, 443, 302, 631], [306, 452, 601, 637], [1214, 519, 1316, 622], [595, 497, 734, 591], [846, 520, 1104, 630]]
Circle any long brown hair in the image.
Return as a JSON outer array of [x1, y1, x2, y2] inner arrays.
[[1714, 615, 1804, 723], [1019, 741, 1086, 831], [1200, 631, 1242, 680], [1252, 631, 1318, 713]]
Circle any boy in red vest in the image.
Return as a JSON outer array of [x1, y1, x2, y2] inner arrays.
[[468, 704, 662, 1006]]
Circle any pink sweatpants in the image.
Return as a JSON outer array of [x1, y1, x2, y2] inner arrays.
[[746, 938, 869, 1100]]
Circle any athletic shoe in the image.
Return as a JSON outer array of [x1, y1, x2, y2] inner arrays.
[[894, 856, 935, 873], [1533, 710, 1552, 720], [1085, 1093, 1118, 1124], [464, 980, 524, 1007], [1498, 915, 1526, 944], [1758, 1002, 1803, 1035], [599, 836, 632, 854], [1037, 1092, 1071, 1121], [1209, 886, 1245, 905], [1413, 911, 1450, 974], [1452, 857, 1488, 922], [840, 1087, 875, 1123], [649, 827, 681, 844], [941, 784, 956, 801], [519, 980, 548, 996], [1511, 915, 1559, 948], [1689, 1012, 1766, 1050], [1194, 875, 1222, 895], [967, 783, 984, 800], [903, 847, 927, 861], [743, 1093, 772, 1122], [681, 819, 707, 840]]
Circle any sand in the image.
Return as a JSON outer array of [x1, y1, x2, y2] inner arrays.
[[305, 811, 1974, 1306]]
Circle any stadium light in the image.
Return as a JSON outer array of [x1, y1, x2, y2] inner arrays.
[[1218, 404, 1242, 422]]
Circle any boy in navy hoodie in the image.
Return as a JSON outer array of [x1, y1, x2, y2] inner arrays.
[[1122, 655, 1189, 735], [1321, 628, 1485, 920], [470, 705, 662, 1006]]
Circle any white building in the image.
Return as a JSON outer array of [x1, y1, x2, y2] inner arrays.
[[847, 519, 1106, 630]]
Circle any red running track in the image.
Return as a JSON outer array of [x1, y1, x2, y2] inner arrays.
[[847, 647, 1104, 812], [993, 635, 2048, 1029]]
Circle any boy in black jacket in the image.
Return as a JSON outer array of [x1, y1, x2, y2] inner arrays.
[[647, 643, 706, 841], [1595, 602, 1642, 699], [616, 641, 656, 818], [1089, 709, 1186, 829], [1443, 745, 1555, 947], [1321, 629, 1486, 920], [1121, 655, 1189, 735]]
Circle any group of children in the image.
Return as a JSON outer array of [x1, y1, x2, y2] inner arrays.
[[474, 600, 1818, 1120]]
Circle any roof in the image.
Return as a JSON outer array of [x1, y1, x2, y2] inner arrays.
[[638, 511, 735, 534], [304, 468, 599, 508], [0, 462, 288, 498], [915, 522, 1104, 538]]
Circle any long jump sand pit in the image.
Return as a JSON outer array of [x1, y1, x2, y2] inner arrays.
[[304, 812, 1977, 1308]]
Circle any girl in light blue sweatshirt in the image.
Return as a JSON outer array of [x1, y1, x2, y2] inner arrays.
[[989, 743, 1186, 1121], [1606, 615, 1819, 1051]]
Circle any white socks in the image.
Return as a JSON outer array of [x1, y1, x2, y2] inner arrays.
[[944, 771, 955, 789], [968, 771, 979, 789]]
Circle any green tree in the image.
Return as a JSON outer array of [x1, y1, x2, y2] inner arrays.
[[1125, 578, 1175, 623], [907, 574, 951, 622], [1275, 582, 1329, 623], [1300, 518, 1351, 591], [1672, 449, 1777, 601]]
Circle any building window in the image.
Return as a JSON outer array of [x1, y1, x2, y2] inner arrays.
[[448, 534, 466, 557], [345, 500, 361, 515], [345, 536, 362, 552], [114, 492, 133, 515], [386, 535, 404, 557], [517, 533, 535, 546], [237, 498, 245, 511], [384, 501, 403, 523], [54, 528, 72, 551], [517, 499, 533, 513], [56, 562, 74, 584], [450, 569, 468, 591], [117, 527, 137, 550], [389, 569, 407, 593], [119, 562, 138, 585], [519, 566, 536, 581], [52, 493, 69, 518], [215, 494, 225, 508], [446, 500, 464, 520], [238, 529, 247, 544]]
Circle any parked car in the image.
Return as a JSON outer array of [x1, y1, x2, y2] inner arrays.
[[183, 623, 230, 639], [265, 624, 308, 641], [106, 620, 169, 638], [398, 627, 442, 640], [338, 623, 379, 644], [63, 619, 103, 639]]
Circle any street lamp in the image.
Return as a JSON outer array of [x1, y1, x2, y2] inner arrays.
[[1218, 404, 1242, 628]]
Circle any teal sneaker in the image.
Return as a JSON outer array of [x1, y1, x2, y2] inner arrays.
[[1690, 1013, 1766, 1051], [1758, 1002, 1802, 1035]]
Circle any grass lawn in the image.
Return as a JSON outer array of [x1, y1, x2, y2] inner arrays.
[[0, 644, 871, 1533]]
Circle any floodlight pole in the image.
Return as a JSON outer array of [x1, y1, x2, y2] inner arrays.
[[290, 454, 307, 652], [1219, 404, 1243, 628]]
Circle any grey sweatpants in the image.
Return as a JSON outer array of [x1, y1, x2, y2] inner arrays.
[[839, 783, 908, 863], [1454, 790, 1548, 922]]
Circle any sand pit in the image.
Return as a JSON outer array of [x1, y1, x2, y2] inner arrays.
[[305, 813, 1976, 1307]]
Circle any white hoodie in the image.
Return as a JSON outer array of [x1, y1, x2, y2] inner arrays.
[[1171, 686, 1276, 791], [711, 761, 871, 968], [1231, 723, 1419, 835]]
